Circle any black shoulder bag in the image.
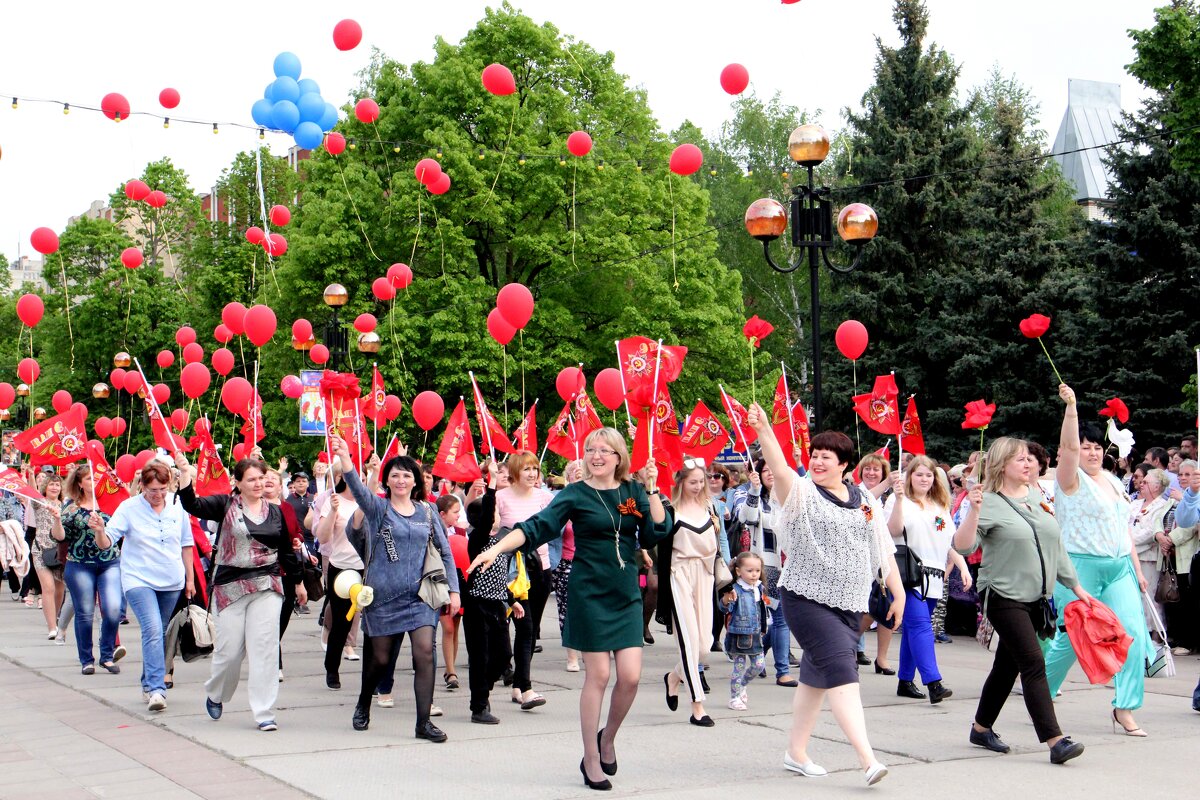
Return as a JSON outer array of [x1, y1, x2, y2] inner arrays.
[[894, 527, 928, 597], [998, 495, 1057, 640]]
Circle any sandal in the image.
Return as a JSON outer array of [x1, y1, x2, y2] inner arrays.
[[443, 672, 460, 690], [100, 662, 120, 674], [520, 692, 546, 710]]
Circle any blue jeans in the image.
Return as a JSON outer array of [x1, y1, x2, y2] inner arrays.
[[125, 586, 181, 693], [762, 604, 792, 678], [64, 560, 123, 667], [898, 592, 941, 684]]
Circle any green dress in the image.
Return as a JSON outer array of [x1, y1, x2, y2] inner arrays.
[[519, 480, 672, 652]]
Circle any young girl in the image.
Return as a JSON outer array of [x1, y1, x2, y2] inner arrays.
[[719, 552, 768, 710]]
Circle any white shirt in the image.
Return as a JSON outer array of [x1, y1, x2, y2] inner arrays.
[[883, 495, 955, 599], [105, 493, 193, 592]]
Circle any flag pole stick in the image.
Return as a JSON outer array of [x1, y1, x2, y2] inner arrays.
[[648, 340, 664, 457], [719, 384, 751, 468], [0, 487, 56, 509], [252, 360, 260, 450], [614, 340, 633, 430], [852, 359, 861, 456], [355, 400, 363, 468], [538, 438, 550, 470], [372, 361, 379, 454], [469, 371, 495, 462], [133, 357, 178, 456]]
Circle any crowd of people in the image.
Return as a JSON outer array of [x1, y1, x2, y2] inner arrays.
[[2, 383, 1198, 789]]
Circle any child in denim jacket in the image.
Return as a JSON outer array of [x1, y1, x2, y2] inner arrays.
[[719, 552, 768, 710]]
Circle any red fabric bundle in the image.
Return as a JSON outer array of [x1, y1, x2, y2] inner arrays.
[[1063, 598, 1133, 685]]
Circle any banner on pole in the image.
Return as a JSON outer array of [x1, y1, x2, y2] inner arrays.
[[299, 370, 326, 436]]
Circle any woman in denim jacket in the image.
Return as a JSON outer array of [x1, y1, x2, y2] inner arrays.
[[719, 552, 768, 710]]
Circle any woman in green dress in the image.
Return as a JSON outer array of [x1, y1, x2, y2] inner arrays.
[[469, 427, 671, 791]]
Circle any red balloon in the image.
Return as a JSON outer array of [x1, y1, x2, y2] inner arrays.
[[51, 390, 72, 414], [291, 319, 313, 341], [221, 377, 253, 414], [17, 358, 39, 384], [383, 394, 402, 421], [232, 443, 247, 462], [72, 402, 88, 422], [30, 227, 59, 256], [121, 247, 143, 269], [269, 205, 291, 226], [214, 324, 233, 344], [414, 159, 441, 186], [244, 304, 278, 347], [115, 454, 137, 484], [719, 64, 750, 95], [332, 18, 362, 51], [325, 132, 346, 155], [180, 362, 211, 399], [16, 294, 44, 327], [182, 342, 204, 364], [194, 418, 211, 437], [594, 368, 625, 411], [372, 277, 395, 301], [0, 383, 14, 410], [265, 233, 288, 256], [387, 263, 413, 289], [145, 190, 168, 209], [124, 179, 150, 202], [245, 226, 265, 245], [835, 320, 869, 361], [84, 439, 105, 463], [159, 87, 180, 109], [496, 283, 534, 329], [175, 326, 196, 347], [123, 371, 143, 395], [669, 143, 704, 176], [156, 350, 175, 369], [556, 367, 585, 402], [109, 368, 127, 388], [211, 348, 235, 377], [412, 391, 445, 431], [152, 383, 170, 405], [170, 408, 189, 432], [310, 344, 330, 365], [481, 63, 517, 96], [567, 131, 592, 157], [100, 92, 130, 122], [486, 307, 516, 346], [427, 172, 451, 195], [134, 450, 155, 471], [280, 374, 303, 399], [111, 417, 127, 437], [94, 417, 113, 439], [222, 302, 247, 335], [354, 313, 377, 333], [355, 98, 380, 124]]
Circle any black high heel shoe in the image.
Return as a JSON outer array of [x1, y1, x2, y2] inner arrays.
[[874, 660, 896, 676], [597, 729, 617, 775], [580, 759, 612, 791]]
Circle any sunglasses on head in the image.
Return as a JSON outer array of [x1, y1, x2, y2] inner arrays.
[[683, 457, 706, 470]]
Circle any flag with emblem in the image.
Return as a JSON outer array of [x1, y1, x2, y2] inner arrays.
[[679, 400, 729, 466], [13, 405, 89, 466], [432, 400, 482, 482], [900, 396, 926, 455], [510, 403, 538, 454], [852, 374, 901, 436]]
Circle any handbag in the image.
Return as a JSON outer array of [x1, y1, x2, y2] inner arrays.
[[713, 555, 733, 591], [417, 503, 452, 610], [894, 527, 927, 595], [976, 611, 998, 651], [41, 544, 62, 569], [176, 602, 216, 662], [868, 577, 896, 629], [997, 495, 1057, 640], [302, 562, 325, 602], [1143, 594, 1176, 678], [1154, 563, 1180, 604]]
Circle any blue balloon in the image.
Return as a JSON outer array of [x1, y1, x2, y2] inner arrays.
[[251, 98, 274, 128], [271, 77, 300, 105], [297, 93, 326, 124], [264, 81, 278, 103], [297, 79, 321, 96], [319, 102, 339, 132], [274, 51, 302, 80], [294, 121, 324, 150], [270, 100, 301, 134]]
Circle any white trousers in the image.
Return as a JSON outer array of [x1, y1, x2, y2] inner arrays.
[[670, 558, 714, 703], [206, 591, 283, 725]]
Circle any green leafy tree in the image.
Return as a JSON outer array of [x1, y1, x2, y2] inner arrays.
[[1127, 1, 1200, 173]]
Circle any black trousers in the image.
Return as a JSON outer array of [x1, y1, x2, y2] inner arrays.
[[974, 593, 1062, 742], [1165, 573, 1198, 651], [324, 565, 356, 677], [512, 558, 549, 692], [464, 594, 512, 713]]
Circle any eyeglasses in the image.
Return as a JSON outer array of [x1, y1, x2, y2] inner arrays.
[[683, 457, 706, 469], [584, 447, 617, 458], [707, 474, 722, 479]]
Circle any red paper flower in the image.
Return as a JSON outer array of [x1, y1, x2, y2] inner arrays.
[[1018, 314, 1051, 339], [1098, 397, 1130, 424], [742, 315, 774, 347], [961, 399, 996, 430]]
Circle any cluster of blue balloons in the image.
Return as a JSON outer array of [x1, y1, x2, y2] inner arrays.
[[250, 52, 338, 151]]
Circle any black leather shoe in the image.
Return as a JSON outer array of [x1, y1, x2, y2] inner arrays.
[[580, 760, 612, 791], [471, 709, 500, 725], [597, 728, 617, 776], [856, 651, 871, 666], [699, 671, 710, 693], [415, 719, 448, 742], [927, 681, 953, 704], [502, 668, 514, 686], [689, 714, 715, 727], [874, 660, 896, 676], [352, 703, 370, 731], [326, 673, 341, 691], [1049, 736, 1084, 764], [533, 644, 543, 654], [969, 726, 1010, 753], [897, 680, 926, 699], [664, 673, 678, 712]]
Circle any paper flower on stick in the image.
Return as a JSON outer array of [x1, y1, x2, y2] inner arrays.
[[1018, 313, 1063, 384], [742, 315, 774, 347], [961, 400, 996, 430], [1098, 397, 1130, 424], [1105, 418, 1136, 458]]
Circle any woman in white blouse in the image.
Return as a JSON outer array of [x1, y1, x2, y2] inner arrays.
[[885, 456, 970, 704], [746, 404, 903, 786]]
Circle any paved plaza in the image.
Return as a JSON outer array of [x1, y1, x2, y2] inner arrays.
[[1, 597, 1197, 799]]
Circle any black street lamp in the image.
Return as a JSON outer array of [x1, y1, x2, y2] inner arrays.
[[293, 283, 380, 371], [744, 123, 878, 431]]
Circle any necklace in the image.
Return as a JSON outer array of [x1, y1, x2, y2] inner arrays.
[[591, 483, 626, 569]]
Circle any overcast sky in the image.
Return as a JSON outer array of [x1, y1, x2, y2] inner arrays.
[[0, 0, 1161, 266]]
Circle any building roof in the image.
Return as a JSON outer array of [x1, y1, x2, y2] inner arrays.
[[1051, 79, 1122, 203]]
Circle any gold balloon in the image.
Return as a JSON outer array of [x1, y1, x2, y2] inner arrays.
[[292, 336, 315, 352], [836, 203, 879, 244], [16, 384, 30, 397], [0, 410, 9, 422], [357, 332, 381, 353], [32, 407, 47, 421], [788, 124, 830, 167], [113, 352, 132, 368], [323, 283, 349, 307], [744, 198, 788, 241], [92, 382, 111, 399]]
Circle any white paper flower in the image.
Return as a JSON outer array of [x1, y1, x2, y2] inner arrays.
[[1106, 418, 1135, 458]]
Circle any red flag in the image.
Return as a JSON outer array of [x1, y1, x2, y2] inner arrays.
[[469, 375, 515, 456], [0, 468, 43, 502], [510, 404, 538, 454], [13, 406, 88, 466], [546, 402, 579, 461], [362, 366, 387, 422], [378, 434, 402, 466], [877, 442, 892, 461], [572, 392, 604, 449], [720, 388, 758, 453], [238, 390, 265, 450], [617, 336, 688, 392], [770, 374, 811, 469], [432, 400, 482, 482], [900, 397, 926, 456], [852, 374, 901, 435], [190, 429, 231, 497], [88, 449, 129, 515], [680, 400, 729, 466], [629, 407, 678, 496]]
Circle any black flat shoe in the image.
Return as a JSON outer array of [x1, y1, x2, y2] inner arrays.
[[699, 671, 710, 694], [897, 680, 926, 699], [326, 673, 341, 691], [969, 726, 1010, 753], [502, 668, 514, 686], [856, 651, 871, 666], [927, 680, 953, 704], [664, 673, 678, 712], [597, 728, 617, 776], [689, 715, 715, 727], [874, 660, 896, 676], [1049, 736, 1084, 765], [352, 703, 370, 731], [580, 760, 612, 791], [415, 719, 448, 743], [100, 662, 120, 674], [643, 629, 655, 644]]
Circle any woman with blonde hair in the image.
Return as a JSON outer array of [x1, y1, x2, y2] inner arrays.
[[885, 455, 970, 703], [28, 474, 65, 639], [468, 428, 671, 791]]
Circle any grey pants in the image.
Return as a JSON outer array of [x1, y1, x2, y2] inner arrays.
[[207, 591, 283, 725]]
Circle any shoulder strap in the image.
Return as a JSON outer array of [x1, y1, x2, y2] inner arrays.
[[997, 494, 1047, 596]]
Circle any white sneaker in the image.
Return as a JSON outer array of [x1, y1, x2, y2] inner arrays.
[[565, 661, 580, 672], [865, 762, 888, 786], [54, 634, 66, 645], [728, 697, 747, 710], [147, 693, 167, 712], [783, 752, 827, 777], [430, 704, 444, 717], [113, 645, 127, 662]]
